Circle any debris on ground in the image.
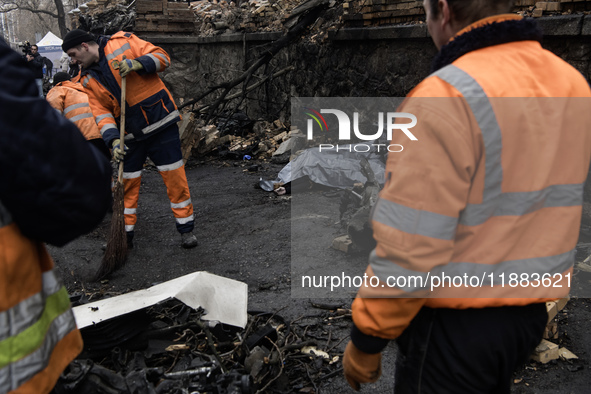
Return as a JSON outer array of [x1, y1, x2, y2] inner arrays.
[[58, 295, 350, 393], [73, 271, 248, 329], [73, 0, 346, 37], [180, 113, 302, 161]]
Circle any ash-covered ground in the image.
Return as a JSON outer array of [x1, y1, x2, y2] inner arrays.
[[48, 159, 591, 393]]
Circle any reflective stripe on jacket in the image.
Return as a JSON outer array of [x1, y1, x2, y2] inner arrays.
[[0, 201, 83, 393], [81, 32, 180, 146], [352, 14, 591, 341], [46, 80, 102, 141]]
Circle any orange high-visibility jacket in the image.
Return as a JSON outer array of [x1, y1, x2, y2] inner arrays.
[[352, 15, 591, 342], [81, 32, 180, 146], [0, 202, 83, 393], [46, 80, 102, 141]]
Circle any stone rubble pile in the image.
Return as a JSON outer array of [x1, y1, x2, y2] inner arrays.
[[179, 113, 307, 162], [189, 0, 313, 35]]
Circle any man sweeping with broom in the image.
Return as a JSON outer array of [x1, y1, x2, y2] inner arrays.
[[63, 30, 198, 276]]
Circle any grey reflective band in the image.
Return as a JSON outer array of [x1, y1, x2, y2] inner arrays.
[[176, 215, 194, 225], [0, 270, 72, 392], [95, 113, 115, 124], [106, 43, 131, 61], [141, 110, 180, 135], [433, 65, 503, 227], [369, 248, 575, 292], [0, 271, 60, 342], [150, 52, 170, 67], [0, 309, 76, 392], [82, 75, 93, 88], [447, 249, 575, 286], [63, 102, 89, 115], [171, 198, 192, 209], [125, 225, 135, 232], [146, 54, 161, 70], [460, 183, 584, 226], [369, 250, 430, 292], [100, 124, 118, 136], [372, 197, 457, 241], [161, 53, 170, 67], [157, 159, 184, 172], [124, 133, 135, 141], [0, 200, 12, 228], [123, 170, 142, 179], [124, 208, 137, 215], [69, 113, 94, 123]]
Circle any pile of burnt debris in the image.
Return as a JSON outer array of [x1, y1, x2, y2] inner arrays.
[[179, 112, 307, 164], [55, 298, 350, 393], [75, 0, 345, 38]]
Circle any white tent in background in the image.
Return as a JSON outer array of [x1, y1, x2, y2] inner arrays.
[[36, 32, 64, 76]]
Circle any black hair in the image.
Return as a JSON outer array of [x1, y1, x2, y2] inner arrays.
[[428, 0, 515, 26]]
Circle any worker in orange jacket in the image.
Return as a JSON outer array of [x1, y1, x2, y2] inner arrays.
[[0, 37, 111, 393], [46, 72, 111, 159], [343, 1, 591, 392], [62, 29, 198, 249]]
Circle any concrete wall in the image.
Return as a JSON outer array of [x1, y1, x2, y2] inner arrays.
[[144, 14, 591, 123], [147, 28, 435, 121], [143, 14, 591, 210]]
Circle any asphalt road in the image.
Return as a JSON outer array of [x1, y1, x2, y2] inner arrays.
[[48, 159, 591, 393]]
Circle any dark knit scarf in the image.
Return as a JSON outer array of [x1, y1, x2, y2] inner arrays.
[[431, 18, 543, 73]]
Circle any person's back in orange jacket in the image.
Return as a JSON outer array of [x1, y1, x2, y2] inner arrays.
[[343, 1, 591, 392], [46, 72, 111, 159], [47, 79, 100, 140]]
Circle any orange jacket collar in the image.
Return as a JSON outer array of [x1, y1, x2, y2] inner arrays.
[[450, 14, 523, 44]]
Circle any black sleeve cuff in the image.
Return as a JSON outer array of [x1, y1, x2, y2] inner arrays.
[[350, 323, 390, 354]]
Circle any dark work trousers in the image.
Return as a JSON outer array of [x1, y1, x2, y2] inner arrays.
[[394, 303, 547, 394], [122, 125, 194, 236]]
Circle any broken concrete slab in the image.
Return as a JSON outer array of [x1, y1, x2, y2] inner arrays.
[[559, 347, 578, 360], [531, 339, 560, 363], [272, 135, 306, 156]]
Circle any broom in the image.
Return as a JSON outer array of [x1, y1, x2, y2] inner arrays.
[[94, 72, 128, 281]]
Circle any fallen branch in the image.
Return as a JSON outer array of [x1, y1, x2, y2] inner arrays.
[[178, 1, 330, 122], [186, 66, 295, 114], [195, 319, 228, 372], [255, 337, 284, 394]]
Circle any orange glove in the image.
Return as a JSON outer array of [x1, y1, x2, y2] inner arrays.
[[342, 341, 382, 390]]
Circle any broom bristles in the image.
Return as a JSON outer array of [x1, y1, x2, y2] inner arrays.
[[94, 180, 127, 281]]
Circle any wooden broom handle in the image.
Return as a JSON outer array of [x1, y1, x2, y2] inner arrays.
[[118, 72, 127, 183]]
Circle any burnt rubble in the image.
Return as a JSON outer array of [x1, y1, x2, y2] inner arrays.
[[56, 298, 349, 394], [71, 0, 345, 37]]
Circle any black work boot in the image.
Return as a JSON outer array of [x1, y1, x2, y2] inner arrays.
[[181, 232, 198, 249]]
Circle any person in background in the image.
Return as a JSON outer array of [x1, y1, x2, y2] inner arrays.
[[68, 57, 80, 80], [59, 51, 70, 72], [0, 37, 111, 394], [62, 29, 198, 249], [24, 44, 44, 96], [46, 71, 111, 160], [343, 0, 591, 392]]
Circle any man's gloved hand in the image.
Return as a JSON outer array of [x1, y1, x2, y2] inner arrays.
[[342, 341, 382, 391], [118, 59, 143, 77], [111, 139, 127, 162]]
